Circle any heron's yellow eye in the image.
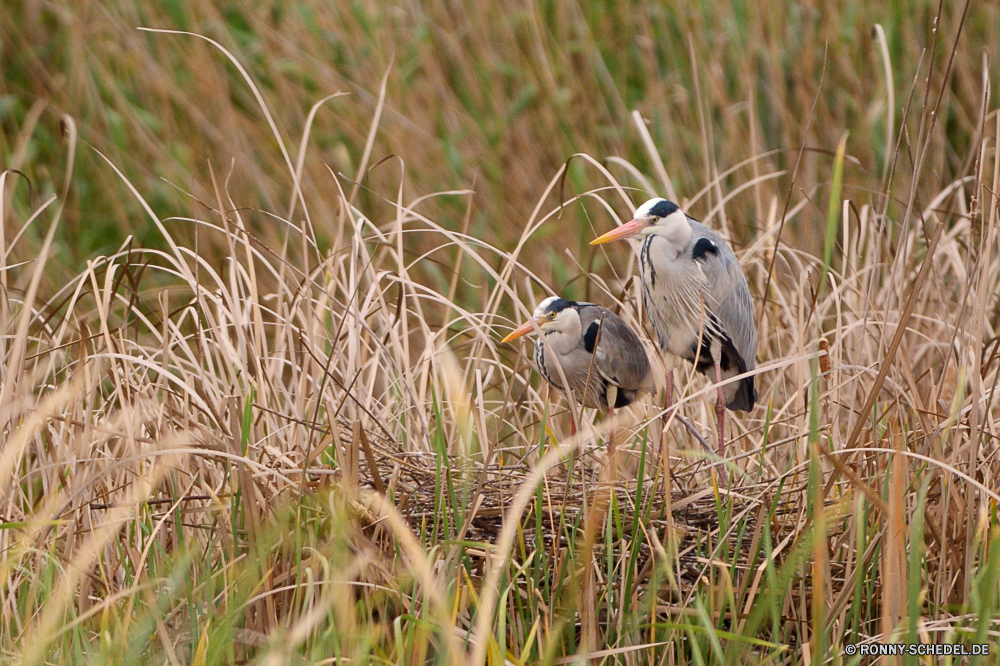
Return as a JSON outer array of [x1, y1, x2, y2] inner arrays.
[[548, 312, 556, 320]]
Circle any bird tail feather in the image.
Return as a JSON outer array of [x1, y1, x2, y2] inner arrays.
[[726, 377, 756, 412]]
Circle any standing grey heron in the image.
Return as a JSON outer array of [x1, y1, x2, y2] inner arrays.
[[591, 198, 757, 465], [501, 296, 655, 435]]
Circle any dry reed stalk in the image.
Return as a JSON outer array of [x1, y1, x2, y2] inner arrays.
[[1, 9, 998, 662]]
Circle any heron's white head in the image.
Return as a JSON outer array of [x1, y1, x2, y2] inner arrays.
[[501, 296, 579, 343], [590, 198, 690, 246]]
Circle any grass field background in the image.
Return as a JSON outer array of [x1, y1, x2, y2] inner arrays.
[[3, 0, 1000, 663]]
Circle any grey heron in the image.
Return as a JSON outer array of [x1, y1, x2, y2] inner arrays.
[[501, 296, 655, 436], [591, 198, 757, 466]]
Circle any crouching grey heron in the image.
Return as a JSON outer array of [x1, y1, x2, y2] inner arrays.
[[591, 198, 757, 467], [501, 296, 655, 436]]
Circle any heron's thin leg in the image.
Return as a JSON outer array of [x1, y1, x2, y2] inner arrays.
[[659, 370, 672, 459], [714, 360, 729, 487], [664, 369, 673, 411], [659, 358, 674, 504], [661, 362, 674, 463], [606, 384, 618, 474], [569, 411, 577, 437], [608, 406, 616, 456]]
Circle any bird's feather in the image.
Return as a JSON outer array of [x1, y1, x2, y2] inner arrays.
[[577, 304, 654, 397], [640, 217, 757, 411], [533, 303, 653, 410]]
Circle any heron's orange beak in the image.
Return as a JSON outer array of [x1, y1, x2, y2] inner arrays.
[[590, 218, 646, 245], [501, 319, 539, 344]]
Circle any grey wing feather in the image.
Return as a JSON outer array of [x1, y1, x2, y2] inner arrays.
[[686, 220, 758, 410], [689, 222, 757, 370], [577, 305, 653, 393], [711, 263, 757, 371], [725, 270, 756, 367]]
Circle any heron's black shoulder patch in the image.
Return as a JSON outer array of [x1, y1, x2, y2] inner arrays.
[[582, 320, 600, 354], [648, 200, 680, 218], [692, 237, 719, 261]]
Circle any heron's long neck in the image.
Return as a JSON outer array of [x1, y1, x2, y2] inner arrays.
[[647, 215, 691, 260], [546, 315, 581, 355]]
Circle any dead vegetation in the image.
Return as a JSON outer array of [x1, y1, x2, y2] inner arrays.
[[2, 2, 1000, 664]]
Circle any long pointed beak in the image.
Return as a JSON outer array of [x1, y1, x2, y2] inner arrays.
[[590, 218, 646, 245], [501, 319, 539, 344]]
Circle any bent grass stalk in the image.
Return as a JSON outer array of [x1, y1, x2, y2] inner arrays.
[[1, 14, 999, 665]]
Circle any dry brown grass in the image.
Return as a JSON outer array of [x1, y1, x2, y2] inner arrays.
[[3, 1, 1000, 664]]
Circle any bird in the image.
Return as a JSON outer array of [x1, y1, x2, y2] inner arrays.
[[501, 296, 655, 436], [590, 197, 757, 466]]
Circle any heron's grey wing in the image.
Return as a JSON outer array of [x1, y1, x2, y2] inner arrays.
[[688, 222, 757, 370], [715, 265, 756, 370], [577, 305, 652, 393], [686, 221, 758, 410]]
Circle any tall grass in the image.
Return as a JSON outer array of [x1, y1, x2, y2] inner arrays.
[[2, 1, 1000, 664], [2, 1, 998, 284]]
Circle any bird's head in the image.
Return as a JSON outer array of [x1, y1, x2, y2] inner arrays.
[[590, 198, 689, 245], [501, 296, 578, 343]]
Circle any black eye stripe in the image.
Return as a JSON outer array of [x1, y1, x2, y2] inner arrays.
[[647, 200, 679, 218], [542, 297, 576, 315]]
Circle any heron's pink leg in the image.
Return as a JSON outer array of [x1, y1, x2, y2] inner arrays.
[[714, 361, 729, 487], [664, 369, 673, 412], [608, 406, 616, 455], [660, 367, 674, 500]]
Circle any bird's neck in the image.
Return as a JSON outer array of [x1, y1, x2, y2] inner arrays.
[[662, 215, 692, 247], [545, 317, 581, 355], [644, 229, 686, 262]]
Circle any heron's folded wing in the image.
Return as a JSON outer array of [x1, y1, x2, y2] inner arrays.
[[578, 306, 652, 393], [711, 262, 756, 371]]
